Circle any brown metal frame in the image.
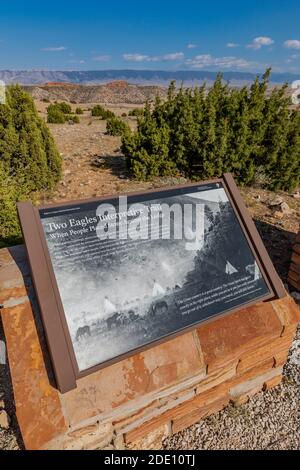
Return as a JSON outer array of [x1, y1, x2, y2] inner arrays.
[[17, 173, 286, 393]]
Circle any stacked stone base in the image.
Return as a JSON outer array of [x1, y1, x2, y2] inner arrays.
[[0, 246, 299, 450], [288, 231, 300, 291]]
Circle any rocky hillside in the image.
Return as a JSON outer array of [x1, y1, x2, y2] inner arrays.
[[25, 81, 167, 104]]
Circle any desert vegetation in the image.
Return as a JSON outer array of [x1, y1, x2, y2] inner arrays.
[[128, 107, 144, 117], [106, 116, 130, 136], [91, 104, 115, 120], [47, 102, 80, 124], [0, 73, 299, 248], [0, 85, 62, 246], [122, 70, 300, 191]]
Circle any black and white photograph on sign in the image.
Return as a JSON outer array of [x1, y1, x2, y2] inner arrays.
[[39, 183, 271, 372]]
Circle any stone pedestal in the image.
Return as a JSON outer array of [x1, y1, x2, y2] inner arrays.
[[0, 246, 299, 450], [288, 230, 300, 291]]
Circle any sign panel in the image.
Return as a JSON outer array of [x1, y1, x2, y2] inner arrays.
[[18, 174, 285, 392]]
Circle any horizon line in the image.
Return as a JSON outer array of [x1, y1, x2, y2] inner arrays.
[[0, 68, 298, 76]]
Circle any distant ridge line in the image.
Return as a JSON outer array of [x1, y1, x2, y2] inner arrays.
[[0, 69, 298, 85]]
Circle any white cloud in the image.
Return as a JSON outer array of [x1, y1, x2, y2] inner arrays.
[[92, 55, 111, 62], [123, 53, 152, 62], [186, 54, 252, 69], [246, 37, 274, 50], [68, 59, 85, 64], [123, 52, 184, 62], [284, 39, 300, 50], [286, 54, 300, 63], [187, 43, 197, 49], [162, 52, 184, 61], [227, 42, 239, 48], [41, 46, 67, 52]]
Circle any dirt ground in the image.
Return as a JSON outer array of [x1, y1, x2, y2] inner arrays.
[[37, 102, 183, 206], [36, 101, 300, 233], [0, 101, 299, 450]]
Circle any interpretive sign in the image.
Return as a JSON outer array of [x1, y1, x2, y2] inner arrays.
[[18, 173, 285, 392]]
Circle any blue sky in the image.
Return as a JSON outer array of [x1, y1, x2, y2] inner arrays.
[[0, 0, 300, 73]]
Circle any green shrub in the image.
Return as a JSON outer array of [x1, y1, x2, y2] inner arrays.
[[106, 117, 130, 136], [0, 84, 62, 246], [121, 70, 300, 191], [66, 115, 80, 124], [0, 166, 25, 247], [47, 102, 72, 123], [128, 108, 144, 117], [47, 107, 66, 124], [76, 107, 84, 115], [122, 112, 127, 117], [56, 102, 72, 114], [91, 104, 105, 117], [91, 105, 115, 119]]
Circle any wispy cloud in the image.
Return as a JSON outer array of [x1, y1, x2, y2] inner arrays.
[[226, 42, 239, 48], [123, 52, 184, 62], [286, 53, 299, 63], [162, 52, 184, 61], [186, 54, 253, 69], [284, 39, 300, 50], [246, 37, 274, 50], [92, 55, 111, 62], [123, 53, 154, 62], [187, 43, 197, 49], [41, 46, 67, 52], [68, 59, 85, 64]]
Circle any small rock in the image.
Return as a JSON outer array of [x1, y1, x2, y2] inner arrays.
[[0, 340, 6, 365], [279, 202, 291, 214], [0, 400, 5, 409], [269, 196, 284, 206], [274, 211, 284, 220], [292, 192, 300, 199], [291, 291, 300, 301], [0, 410, 10, 429]]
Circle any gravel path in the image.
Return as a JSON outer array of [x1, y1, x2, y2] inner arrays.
[[164, 325, 300, 450]]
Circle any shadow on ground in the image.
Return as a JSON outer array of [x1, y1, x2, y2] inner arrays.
[[90, 154, 130, 179], [254, 219, 296, 284]]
